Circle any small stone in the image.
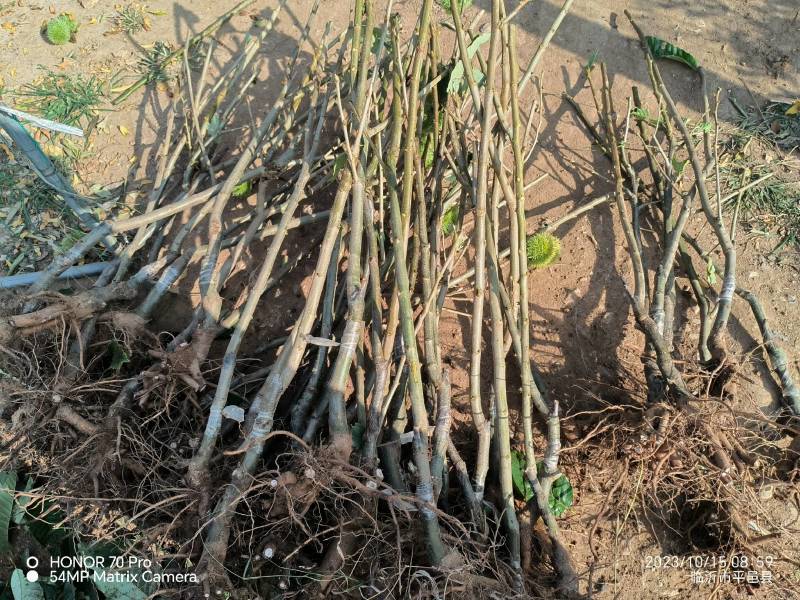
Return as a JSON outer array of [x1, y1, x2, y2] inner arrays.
[[787, 295, 797, 304], [748, 271, 759, 279], [222, 404, 245, 423]]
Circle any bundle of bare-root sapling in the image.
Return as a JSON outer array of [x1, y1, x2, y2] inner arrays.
[[562, 10, 799, 570], [0, 0, 585, 597]]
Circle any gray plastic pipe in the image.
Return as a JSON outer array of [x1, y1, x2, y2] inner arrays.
[[0, 261, 115, 289]]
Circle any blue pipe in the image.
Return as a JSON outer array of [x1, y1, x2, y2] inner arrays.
[[0, 261, 116, 289]]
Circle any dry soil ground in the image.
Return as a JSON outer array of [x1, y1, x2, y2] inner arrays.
[[1, 1, 799, 598]]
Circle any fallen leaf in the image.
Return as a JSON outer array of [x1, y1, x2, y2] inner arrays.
[[118, 125, 129, 136], [1, 22, 16, 34], [786, 100, 800, 116]]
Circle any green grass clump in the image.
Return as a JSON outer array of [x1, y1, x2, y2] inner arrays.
[[732, 99, 800, 151], [720, 126, 800, 246], [0, 155, 84, 274], [113, 4, 150, 34], [526, 232, 560, 269], [137, 41, 175, 84], [18, 69, 105, 127], [721, 162, 800, 244], [45, 14, 78, 45]]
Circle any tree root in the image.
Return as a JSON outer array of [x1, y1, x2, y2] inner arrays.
[[2, 283, 137, 342]]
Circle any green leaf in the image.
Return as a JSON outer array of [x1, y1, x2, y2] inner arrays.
[[40, 581, 75, 600], [549, 474, 574, 517], [447, 32, 490, 95], [39, 581, 71, 600], [671, 157, 688, 176], [421, 135, 436, 169], [645, 36, 699, 70], [108, 341, 130, 372], [206, 113, 223, 138], [90, 576, 147, 600], [420, 96, 437, 137], [82, 544, 154, 599], [24, 498, 67, 549], [706, 258, 717, 285], [331, 153, 348, 178], [369, 26, 390, 56], [585, 50, 599, 72], [515, 459, 574, 518], [534, 462, 574, 517], [0, 471, 16, 554], [12, 478, 34, 525], [232, 180, 252, 198], [441, 205, 459, 236], [510, 450, 534, 502], [11, 570, 44, 600], [631, 106, 649, 122]]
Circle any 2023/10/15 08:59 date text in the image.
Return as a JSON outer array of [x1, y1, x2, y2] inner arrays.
[[643, 554, 774, 571]]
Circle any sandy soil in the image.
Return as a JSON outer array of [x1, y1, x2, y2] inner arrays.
[[1, 0, 799, 598]]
